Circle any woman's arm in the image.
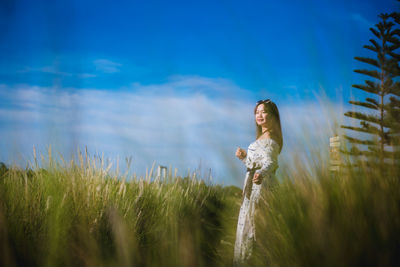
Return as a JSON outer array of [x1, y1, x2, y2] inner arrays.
[[253, 142, 279, 184]]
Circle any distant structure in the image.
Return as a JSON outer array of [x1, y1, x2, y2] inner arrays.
[[157, 165, 168, 180], [330, 136, 341, 172]]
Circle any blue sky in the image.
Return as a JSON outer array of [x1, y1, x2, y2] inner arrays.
[[0, 0, 398, 186]]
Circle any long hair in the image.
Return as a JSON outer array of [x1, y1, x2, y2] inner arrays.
[[254, 100, 283, 153]]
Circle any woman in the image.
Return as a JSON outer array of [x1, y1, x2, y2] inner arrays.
[[233, 99, 283, 266]]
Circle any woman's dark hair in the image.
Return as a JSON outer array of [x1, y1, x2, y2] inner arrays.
[[254, 100, 283, 153]]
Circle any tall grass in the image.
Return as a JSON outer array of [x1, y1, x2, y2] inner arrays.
[[0, 150, 241, 267], [253, 159, 400, 266], [1, 143, 399, 266]]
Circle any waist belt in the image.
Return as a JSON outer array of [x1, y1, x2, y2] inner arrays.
[[244, 166, 261, 199], [247, 166, 261, 172]]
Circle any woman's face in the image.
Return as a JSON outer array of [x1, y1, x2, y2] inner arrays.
[[255, 104, 269, 127]]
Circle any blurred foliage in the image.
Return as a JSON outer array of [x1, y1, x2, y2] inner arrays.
[[341, 13, 400, 170], [0, 144, 399, 267], [0, 157, 241, 267]]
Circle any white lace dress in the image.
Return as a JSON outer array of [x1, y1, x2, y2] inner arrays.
[[233, 138, 279, 266]]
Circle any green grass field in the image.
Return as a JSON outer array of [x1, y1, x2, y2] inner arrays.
[[0, 147, 399, 266]]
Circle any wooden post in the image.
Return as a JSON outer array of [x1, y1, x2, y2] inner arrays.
[[330, 135, 341, 172]]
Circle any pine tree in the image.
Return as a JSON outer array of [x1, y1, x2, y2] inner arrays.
[[386, 11, 400, 172], [341, 13, 400, 170], [387, 12, 400, 148]]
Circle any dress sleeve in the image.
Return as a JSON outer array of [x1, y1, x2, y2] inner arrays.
[[255, 141, 279, 180]]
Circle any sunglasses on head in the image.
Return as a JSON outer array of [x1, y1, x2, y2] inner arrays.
[[256, 99, 271, 105]]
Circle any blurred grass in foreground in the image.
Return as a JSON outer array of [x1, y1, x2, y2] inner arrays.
[[0, 144, 399, 266], [253, 162, 400, 267], [0, 150, 241, 267]]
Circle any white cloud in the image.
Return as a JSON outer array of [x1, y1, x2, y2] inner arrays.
[[0, 77, 344, 186], [351, 13, 374, 28], [94, 59, 122, 73], [284, 85, 298, 90], [17, 66, 97, 78], [78, 73, 97, 78], [129, 75, 251, 99]]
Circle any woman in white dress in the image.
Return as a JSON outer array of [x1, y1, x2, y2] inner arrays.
[[233, 99, 283, 266]]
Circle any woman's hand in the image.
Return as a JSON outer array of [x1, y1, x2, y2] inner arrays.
[[235, 147, 247, 160], [253, 172, 262, 184]]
